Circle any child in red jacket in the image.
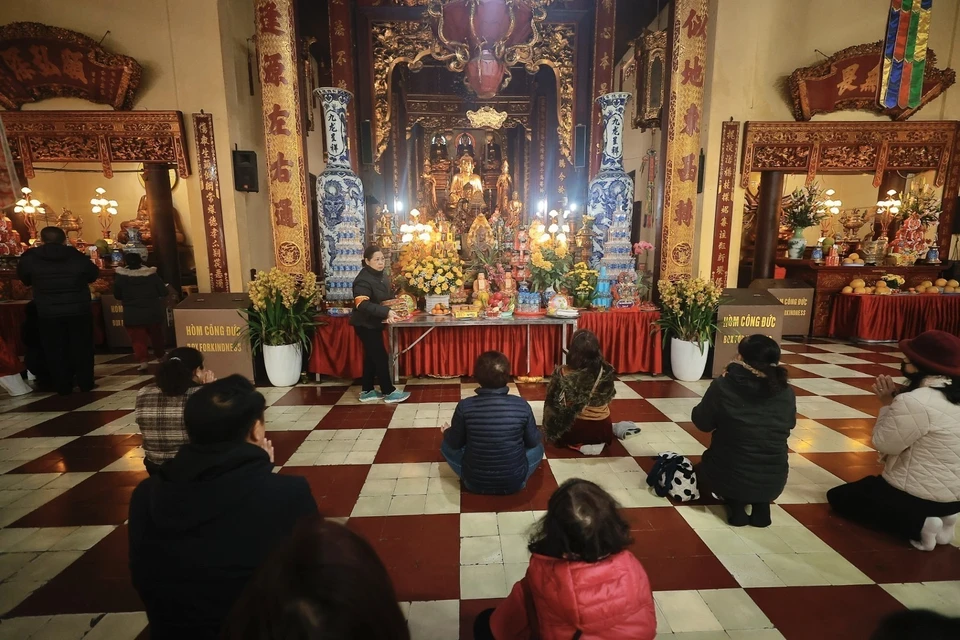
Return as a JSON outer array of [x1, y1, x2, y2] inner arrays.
[[475, 479, 657, 640]]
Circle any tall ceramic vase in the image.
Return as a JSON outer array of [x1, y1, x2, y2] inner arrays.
[[587, 92, 635, 267], [316, 88, 365, 303], [787, 228, 807, 259]]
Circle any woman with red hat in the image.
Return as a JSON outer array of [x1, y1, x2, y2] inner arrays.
[[827, 330, 960, 550]]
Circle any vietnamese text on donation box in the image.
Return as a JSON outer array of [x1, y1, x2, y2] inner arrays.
[[173, 293, 254, 379]]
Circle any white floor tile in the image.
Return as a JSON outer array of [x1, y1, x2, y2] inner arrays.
[[653, 590, 723, 633], [460, 564, 508, 599], [406, 600, 459, 640], [699, 588, 773, 630]]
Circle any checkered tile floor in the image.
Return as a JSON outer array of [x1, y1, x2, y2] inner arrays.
[[0, 339, 958, 639]]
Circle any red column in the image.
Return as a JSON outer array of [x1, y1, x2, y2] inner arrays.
[[328, 0, 361, 174], [588, 0, 617, 179]]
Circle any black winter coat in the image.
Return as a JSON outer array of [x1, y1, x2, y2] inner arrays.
[[17, 243, 99, 318], [350, 265, 392, 329], [128, 442, 317, 639], [691, 363, 796, 503], [114, 266, 168, 326], [443, 387, 541, 494]]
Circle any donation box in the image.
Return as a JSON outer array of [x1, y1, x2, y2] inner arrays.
[[748, 279, 815, 337], [713, 289, 785, 378], [173, 293, 253, 379], [101, 295, 176, 349]]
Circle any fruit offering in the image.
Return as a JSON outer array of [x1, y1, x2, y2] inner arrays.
[[841, 252, 865, 266], [429, 302, 450, 315]]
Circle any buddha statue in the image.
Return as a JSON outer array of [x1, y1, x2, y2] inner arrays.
[[466, 212, 494, 259], [118, 195, 186, 245], [496, 160, 513, 216], [506, 191, 523, 228], [483, 133, 502, 173], [456, 132, 475, 160], [418, 159, 438, 215], [448, 155, 484, 206]]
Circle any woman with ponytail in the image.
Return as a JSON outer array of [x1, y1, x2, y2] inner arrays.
[[691, 334, 796, 527], [135, 347, 216, 474]]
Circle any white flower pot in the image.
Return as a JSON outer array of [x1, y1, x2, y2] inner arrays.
[[670, 338, 709, 382], [263, 343, 302, 387]]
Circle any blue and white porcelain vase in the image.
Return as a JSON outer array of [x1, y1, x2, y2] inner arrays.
[[787, 227, 807, 260], [316, 88, 365, 302], [587, 92, 635, 268], [123, 227, 149, 262]]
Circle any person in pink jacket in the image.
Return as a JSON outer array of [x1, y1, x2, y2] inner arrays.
[[474, 479, 657, 640]]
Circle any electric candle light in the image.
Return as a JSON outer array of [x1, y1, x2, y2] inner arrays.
[[14, 187, 44, 242]]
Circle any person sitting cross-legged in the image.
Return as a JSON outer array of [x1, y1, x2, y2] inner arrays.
[[129, 374, 318, 639], [441, 351, 544, 494]]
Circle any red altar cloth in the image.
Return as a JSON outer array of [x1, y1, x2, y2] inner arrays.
[[308, 310, 663, 379], [829, 294, 960, 342], [0, 301, 105, 355]]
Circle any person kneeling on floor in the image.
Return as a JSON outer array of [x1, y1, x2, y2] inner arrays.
[[691, 334, 796, 527], [827, 330, 960, 551], [441, 351, 544, 494]]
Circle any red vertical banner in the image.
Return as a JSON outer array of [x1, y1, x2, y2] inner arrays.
[[589, 0, 617, 179], [328, 0, 360, 174], [0, 117, 19, 209], [710, 121, 740, 286], [192, 113, 231, 292]]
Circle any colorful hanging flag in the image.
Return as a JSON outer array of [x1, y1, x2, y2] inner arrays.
[[880, 0, 934, 109]]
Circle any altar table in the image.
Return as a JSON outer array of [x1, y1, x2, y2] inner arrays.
[[1, 300, 105, 355], [828, 294, 960, 342], [308, 310, 662, 381]]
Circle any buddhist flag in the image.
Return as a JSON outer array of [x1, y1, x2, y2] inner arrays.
[[880, 0, 933, 109]]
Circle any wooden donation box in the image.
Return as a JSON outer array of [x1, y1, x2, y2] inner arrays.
[[101, 295, 176, 349], [713, 289, 785, 378], [174, 293, 253, 379], [748, 279, 814, 336]]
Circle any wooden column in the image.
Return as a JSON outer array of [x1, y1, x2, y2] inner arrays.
[[752, 171, 784, 281], [143, 163, 181, 295], [588, 0, 617, 179]]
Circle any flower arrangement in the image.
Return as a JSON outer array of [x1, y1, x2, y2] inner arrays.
[[882, 273, 905, 289], [529, 233, 571, 292], [783, 183, 830, 230], [898, 180, 941, 228], [484, 262, 508, 290], [655, 277, 724, 347], [563, 261, 599, 308], [399, 254, 464, 297], [239, 268, 322, 353]]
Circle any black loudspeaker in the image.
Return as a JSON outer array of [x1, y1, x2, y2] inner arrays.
[[232, 150, 259, 193], [574, 124, 587, 169], [360, 120, 374, 165]]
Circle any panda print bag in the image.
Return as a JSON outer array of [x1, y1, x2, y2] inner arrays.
[[645, 452, 700, 502]]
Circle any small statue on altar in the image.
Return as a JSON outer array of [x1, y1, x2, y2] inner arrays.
[[612, 271, 638, 308], [118, 195, 186, 246], [483, 133, 502, 173], [456, 133, 475, 159], [467, 212, 495, 259], [506, 191, 523, 228], [430, 133, 450, 170], [448, 155, 485, 207], [0, 213, 24, 256], [489, 208, 505, 250], [374, 205, 395, 253], [496, 160, 513, 215], [473, 272, 490, 306], [418, 159, 438, 215], [890, 212, 927, 263], [502, 271, 517, 297]]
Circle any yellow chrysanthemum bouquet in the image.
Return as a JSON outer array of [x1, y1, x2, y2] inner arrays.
[[399, 254, 465, 298], [654, 277, 724, 349], [239, 268, 322, 353], [562, 261, 599, 308], [528, 221, 571, 292]]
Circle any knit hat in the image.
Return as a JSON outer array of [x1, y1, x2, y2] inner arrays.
[[899, 330, 960, 377]]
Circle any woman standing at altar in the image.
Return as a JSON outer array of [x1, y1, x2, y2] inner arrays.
[[350, 247, 410, 405]]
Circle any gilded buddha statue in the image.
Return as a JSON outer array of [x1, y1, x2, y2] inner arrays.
[[448, 155, 484, 206], [496, 159, 513, 215], [118, 195, 186, 245]]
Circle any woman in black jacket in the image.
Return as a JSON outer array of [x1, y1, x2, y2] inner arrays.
[[691, 334, 796, 527], [114, 253, 169, 372], [350, 246, 409, 404]]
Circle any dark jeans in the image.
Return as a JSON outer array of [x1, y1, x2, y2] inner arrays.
[[354, 325, 395, 395], [441, 440, 544, 493], [38, 313, 94, 394], [827, 475, 960, 541]]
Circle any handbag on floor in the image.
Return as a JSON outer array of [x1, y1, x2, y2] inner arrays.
[[646, 452, 700, 502]]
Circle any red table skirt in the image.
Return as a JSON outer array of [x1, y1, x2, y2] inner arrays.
[[308, 310, 662, 379], [828, 294, 960, 341], [0, 301, 105, 356]]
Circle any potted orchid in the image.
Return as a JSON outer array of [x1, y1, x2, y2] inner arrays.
[[655, 277, 724, 381]]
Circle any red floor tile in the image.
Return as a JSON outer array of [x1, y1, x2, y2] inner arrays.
[[459, 598, 504, 640], [317, 404, 397, 430], [10, 525, 144, 616], [374, 429, 445, 464], [608, 399, 670, 423], [460, 462, 559, 513], [542, 439, 631, 459], [782, 365, 822, 379], [847, 351, 903, 364], [266, 431, 311, 466], [10, 410, 134, 438], [348, 515, 460, 601], [12, 471, 147, 527], [624, 380, 702, 398], [278, 465, 369, 517], [675, 422, 713, 448], [780, 354, 829, 365], [816, 418, 877, 447], [272, 386, 347, 405], [516, 383, 548, 400], [832, 395, 882, 417], [834, 377, 885, 392], [17, 392, 117, 413], [11, 434, 143, 474], [405, 385, 463, 403], [747, 585, 904, 640], [838, 363, 901, 377], [799, 452, 884, 483], [780, 343, 830, 354]]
